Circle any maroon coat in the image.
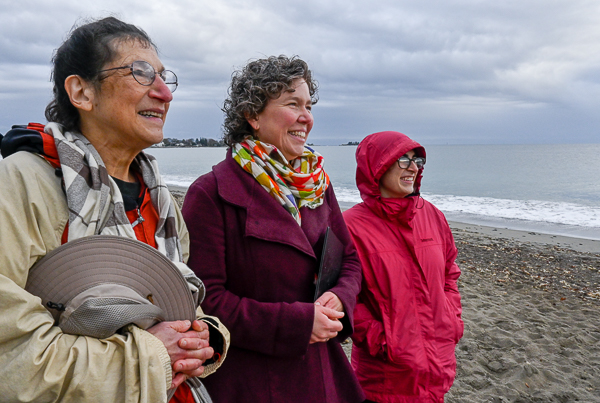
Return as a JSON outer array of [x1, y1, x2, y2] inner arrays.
[[182, 152, 365, 403]]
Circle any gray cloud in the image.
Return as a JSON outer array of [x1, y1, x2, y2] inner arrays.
[[1, 0, 599, 144]]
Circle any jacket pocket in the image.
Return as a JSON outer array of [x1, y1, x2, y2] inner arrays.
[[442, 297, 463, 343]]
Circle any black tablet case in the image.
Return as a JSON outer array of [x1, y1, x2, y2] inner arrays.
[[314, 227, 344, 301]]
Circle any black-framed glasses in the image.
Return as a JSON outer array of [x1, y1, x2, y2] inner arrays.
[[397, 155, 426, 169], [98, 60, 178, 93]]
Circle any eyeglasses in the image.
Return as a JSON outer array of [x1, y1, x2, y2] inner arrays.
[[98, 60, 178, 93], [397, 155, 426, 169]]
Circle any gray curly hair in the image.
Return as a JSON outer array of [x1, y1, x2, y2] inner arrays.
[[222, 55, 319, 146]]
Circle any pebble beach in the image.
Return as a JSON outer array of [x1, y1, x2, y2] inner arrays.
[[171, 189, 600, 402], [445, 223, 600, 402]]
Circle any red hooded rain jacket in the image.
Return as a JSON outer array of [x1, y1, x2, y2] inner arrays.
[[343, 131, 463, 403]]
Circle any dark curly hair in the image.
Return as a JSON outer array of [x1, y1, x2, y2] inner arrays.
[[45, 17, 156, 132], [222, 55, 319, 146]]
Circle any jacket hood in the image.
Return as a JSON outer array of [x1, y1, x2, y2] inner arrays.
[[355, 131, 426, 221]]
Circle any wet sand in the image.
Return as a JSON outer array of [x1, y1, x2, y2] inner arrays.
[[171, 188, 600, 402], [445, 223, 600, 402]]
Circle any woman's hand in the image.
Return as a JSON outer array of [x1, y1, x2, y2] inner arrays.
[[147, 320, 214, 389], [176, 319, 210, 350], [310, 304, 344, 344], [315, 291, 344, 312]]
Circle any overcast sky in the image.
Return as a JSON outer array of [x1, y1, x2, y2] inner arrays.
[[1, 0, 599, 145]]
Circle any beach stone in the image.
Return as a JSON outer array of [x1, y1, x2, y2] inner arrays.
[[486, 360, 506, 373], [341, 338, 352, 360], [170, 190, 186, 207], [494, 336, 518, 349], [459, 340, 479, 356], [522, 362, 539, 376], [464, 374, 492, 390]]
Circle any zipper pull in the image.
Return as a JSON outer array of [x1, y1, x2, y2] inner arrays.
[[131, 206, 145, 228]]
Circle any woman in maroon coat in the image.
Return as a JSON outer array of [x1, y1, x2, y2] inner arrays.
[[344, 131, 464, 403], [182, 56, 364, 403]]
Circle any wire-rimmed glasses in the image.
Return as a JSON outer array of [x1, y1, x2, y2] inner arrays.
[[98, 60, 178, 93]]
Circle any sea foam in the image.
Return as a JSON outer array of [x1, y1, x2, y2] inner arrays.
[[163, 176, 600, 239], [422, 193, 600, 229]]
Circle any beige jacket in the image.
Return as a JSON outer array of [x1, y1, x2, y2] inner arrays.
[[0, 151, 229, 402]]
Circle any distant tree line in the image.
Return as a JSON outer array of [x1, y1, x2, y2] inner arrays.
[[154, 137, 226, 147], [154, 138, 359, 148]]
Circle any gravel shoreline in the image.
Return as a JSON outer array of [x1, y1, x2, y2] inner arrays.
[[447, 225, 600, 402]]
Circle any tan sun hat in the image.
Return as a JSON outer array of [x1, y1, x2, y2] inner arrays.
[[25, 235, 198, 339]]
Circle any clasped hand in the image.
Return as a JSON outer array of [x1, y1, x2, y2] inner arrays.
[[147, 319, 213, 389], [310, 291, 344, 344]]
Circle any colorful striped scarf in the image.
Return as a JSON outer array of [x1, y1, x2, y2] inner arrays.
[[232, 137, 330, 225]]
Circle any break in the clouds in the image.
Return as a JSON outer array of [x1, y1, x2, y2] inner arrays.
[[1, 0, 599, 144]]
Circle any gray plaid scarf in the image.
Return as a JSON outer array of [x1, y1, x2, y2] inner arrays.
[[46, 122, 183, 263]]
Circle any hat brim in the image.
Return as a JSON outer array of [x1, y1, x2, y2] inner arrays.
[[25, 235, 196, 325]]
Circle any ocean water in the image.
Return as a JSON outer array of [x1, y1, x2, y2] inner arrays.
[[150, 144, 600, 241]]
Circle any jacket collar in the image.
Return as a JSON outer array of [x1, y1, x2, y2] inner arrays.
[[374, 195, 418, 225], [213, 150, 316, 258]]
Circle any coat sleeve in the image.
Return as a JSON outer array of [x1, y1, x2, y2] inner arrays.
[[194, 306, 230, 377], [172, 195, 230, 376], [343, 212, 387, 358], [182, 174, 316, 358], [322, 185, 363, 341], [0, 152, 172, 403], [442, 218, 464, 339]]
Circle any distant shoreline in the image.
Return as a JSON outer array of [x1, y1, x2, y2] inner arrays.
[[151, 146, 228, 148], [148, 144, 352, 149]]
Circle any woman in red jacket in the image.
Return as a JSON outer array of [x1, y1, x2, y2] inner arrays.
[[344, 131, 464, 403]]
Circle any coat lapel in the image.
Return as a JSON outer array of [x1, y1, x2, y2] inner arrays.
[[213, 152, 316, 258]]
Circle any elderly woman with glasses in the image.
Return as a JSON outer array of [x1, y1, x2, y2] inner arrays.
[[0, 17, 228, 403], [343, 131, 464, 403], [181, 55, 365, 402]]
